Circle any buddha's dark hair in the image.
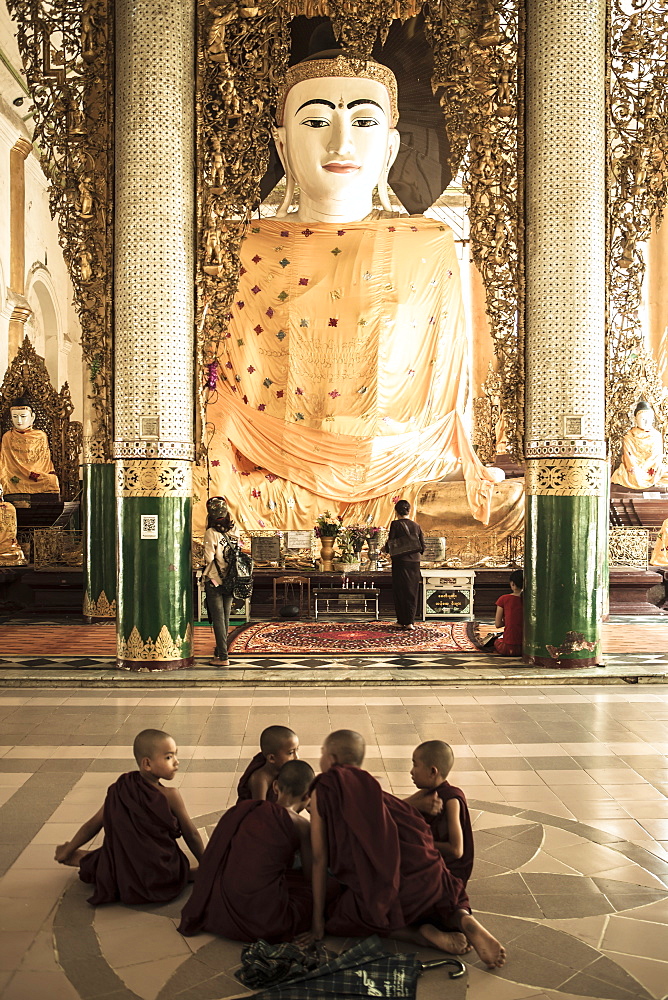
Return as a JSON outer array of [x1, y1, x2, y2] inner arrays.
[[10, 395, 35, 412]]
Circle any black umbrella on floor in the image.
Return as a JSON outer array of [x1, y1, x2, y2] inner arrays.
[[235, 936, 465, 1000], [259, 15, 451, 215]]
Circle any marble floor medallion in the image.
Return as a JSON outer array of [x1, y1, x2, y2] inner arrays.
[[50, 801, 668, 1000]]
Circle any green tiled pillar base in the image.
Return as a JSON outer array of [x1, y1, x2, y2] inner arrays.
[[116, 495, 193, 670], [83, 463, 117, 619], [524, 493, 608, 667]]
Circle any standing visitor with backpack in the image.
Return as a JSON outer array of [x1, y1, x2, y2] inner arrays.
[[202, 497, 253, 667]]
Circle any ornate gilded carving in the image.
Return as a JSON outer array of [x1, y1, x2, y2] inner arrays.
[[115, 460, 193, 498], [83, 589, 117, 617], [7, 0, 114, 462], [197, 1, 291, 447], [608, 0, 668, 468], [609, 527, 649, 569], [525, 458, 609, 498], [0, 336, 83, 500], [33, 528, 84, 568], [425, 1, 522, 462], [117, 623, 193, 662]]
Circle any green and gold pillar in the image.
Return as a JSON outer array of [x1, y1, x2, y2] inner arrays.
[[113, 0, 195, 670], [523, 0, 608, 667], [82, 456, 116, 620]]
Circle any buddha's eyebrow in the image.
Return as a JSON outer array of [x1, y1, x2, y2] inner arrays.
[[294, 98, 385, 114], [295, 99, 336, 113], [347, 99, 385, 113]]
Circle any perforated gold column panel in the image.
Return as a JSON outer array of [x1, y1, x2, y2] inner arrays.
[[523, 0, 607, 667], [114, 0, 195, 670]]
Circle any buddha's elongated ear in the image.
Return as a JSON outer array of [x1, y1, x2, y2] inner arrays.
[[272, 125, 295, 218], [377, 127, 400, 213]]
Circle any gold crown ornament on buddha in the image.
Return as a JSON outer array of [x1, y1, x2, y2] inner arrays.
[[276, 54, 399, 128]]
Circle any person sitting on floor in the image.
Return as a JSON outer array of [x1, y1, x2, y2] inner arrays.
[[307, 729, 505, 969], [179, 759, 314, 941], [493, 569, 524, 657], [237, 724, 299, 803], [54, 729, 204, 905], [409, 740, 474, 886]]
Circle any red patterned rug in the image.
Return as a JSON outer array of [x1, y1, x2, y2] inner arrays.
[[228, 620, 482, 656]]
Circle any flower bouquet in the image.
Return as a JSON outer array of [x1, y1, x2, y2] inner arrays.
[[314, 511, 341, 539]]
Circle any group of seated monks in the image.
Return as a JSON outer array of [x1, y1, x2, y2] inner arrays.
[[54, 725, 506, 971]]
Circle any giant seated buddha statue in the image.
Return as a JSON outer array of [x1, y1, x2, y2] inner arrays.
[[198, 53, 522, 536], [0, 397, 60, 504], [611, 401, 668, 491]]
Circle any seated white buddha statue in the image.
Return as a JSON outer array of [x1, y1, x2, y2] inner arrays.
[[611, 401, 668, 491], [199, 53, 513, 532], [0, 397, 60, 503]]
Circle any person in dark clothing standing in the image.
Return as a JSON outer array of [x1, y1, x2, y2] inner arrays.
[[383, 499, 425, 630]]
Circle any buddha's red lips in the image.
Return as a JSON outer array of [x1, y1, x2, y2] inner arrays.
[[323, 162, 360, 173]]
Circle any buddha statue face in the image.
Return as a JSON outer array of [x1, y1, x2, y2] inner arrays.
[[634, 406, 654, 431], [10, 406, 35, 432], [274, 75, 399, 223]]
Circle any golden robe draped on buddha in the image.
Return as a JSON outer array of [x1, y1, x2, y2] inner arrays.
[[195, 216, 502, 531], [611, 426, 668, 490], [0, 428, 60, 496]]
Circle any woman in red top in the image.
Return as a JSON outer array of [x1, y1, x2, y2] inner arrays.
[[493, 570, 523, 656]]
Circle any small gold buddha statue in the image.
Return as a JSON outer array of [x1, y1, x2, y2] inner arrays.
[[0, 485, 27, 566]]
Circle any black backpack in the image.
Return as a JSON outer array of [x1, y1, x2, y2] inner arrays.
[[217, 539, 254, 599]]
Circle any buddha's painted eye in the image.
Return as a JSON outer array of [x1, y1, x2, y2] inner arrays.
[[302, 117, 330, 128], [353, 117, 379, 128]]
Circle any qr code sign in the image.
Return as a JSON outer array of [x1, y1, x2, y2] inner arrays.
[[140, 514, 159, 539]]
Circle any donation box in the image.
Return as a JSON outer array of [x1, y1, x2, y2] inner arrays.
[[420, 569, 475, 621]]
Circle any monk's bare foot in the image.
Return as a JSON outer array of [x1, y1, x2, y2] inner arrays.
[[419, 923, 470, 955], [460, 913, 506, 969], [55, 845, 86, 867]]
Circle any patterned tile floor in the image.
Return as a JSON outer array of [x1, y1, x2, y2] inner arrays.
[[0, 616, 666, 687], [1, 684, 668, 999]]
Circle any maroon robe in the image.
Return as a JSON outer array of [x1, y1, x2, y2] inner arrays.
[[427, 780, 474, 885], [79, 771, 189, 905], [236, 751, 278, 803], [178, 800, 311, 942], [312, 765, 469, 936]]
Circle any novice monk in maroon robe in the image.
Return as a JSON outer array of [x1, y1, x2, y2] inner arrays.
[[236, 724, 299, 802], [179, 759, 314, 941], [55, 729, 204, 905], [408, 740, 474, 885], [309, 730, 505, 970]]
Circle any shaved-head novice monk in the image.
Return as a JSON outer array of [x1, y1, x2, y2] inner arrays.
[[410, 740, 474, 886], [179, 759, 314, 941], [308, 730, 505, 970], [55, 729, 204, 905], [236, 724, 299, 802]]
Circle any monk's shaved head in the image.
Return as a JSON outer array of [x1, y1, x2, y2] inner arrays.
[[325, 729, 366, 766], [133, 728, 172, 765], [276, 759, 314, 798], [415, 740, 454, 778], [260, 725, 297, 756]]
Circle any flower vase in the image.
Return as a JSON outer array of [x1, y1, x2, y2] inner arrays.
[[320, 536, 335, 571]]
